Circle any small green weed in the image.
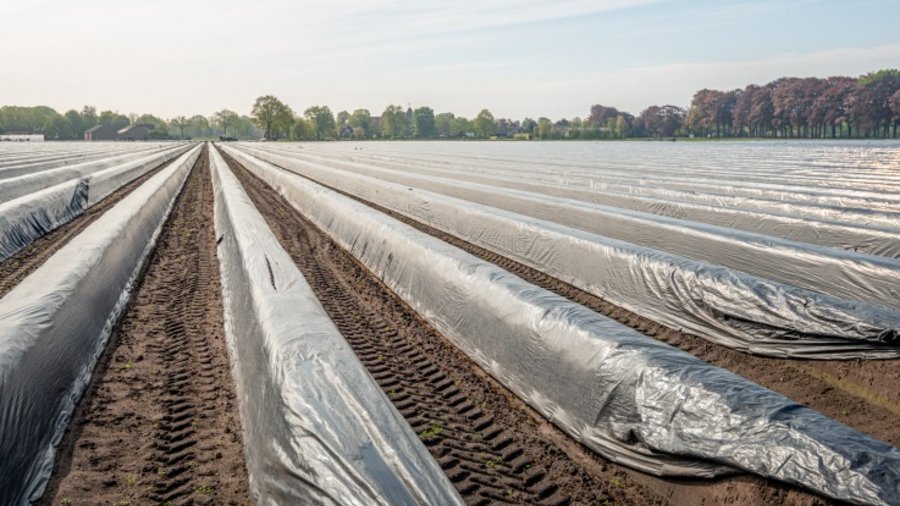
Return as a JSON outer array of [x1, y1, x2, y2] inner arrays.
[[196, 485, 215, 495], [485, 456, 503, 469], [418, 422, 443, 440]]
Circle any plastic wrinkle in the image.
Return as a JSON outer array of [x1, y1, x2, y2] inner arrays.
[[209, 147, 462, 506], [0, 144, 186, 203], [225, 146, 899, 359], [279, 147, 900, 257], [0, 144, 200, 505], [236, 144, 900, 315], [0, 144, 194, 261], [222, 145, 900, 506], [0, 147, 152, 180]]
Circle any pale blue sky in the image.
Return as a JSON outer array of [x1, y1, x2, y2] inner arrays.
[[3, 0, 898, 120]]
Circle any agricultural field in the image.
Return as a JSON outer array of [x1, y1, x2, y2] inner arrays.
[[0, 140, 898, 505]]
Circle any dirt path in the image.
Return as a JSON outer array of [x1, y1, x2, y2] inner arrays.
[[282, 162, 900, 450], [221, 149, 830, 506], [0, 157, 174, 299], [40, 146, 250, 506]]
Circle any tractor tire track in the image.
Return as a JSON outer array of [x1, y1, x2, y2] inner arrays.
[[40, 145, 250, 506], [222, 149, 640, 506], [229, 151, 837, 506], [289, 164, 900, 450]]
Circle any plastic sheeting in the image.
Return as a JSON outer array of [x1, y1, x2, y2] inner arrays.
[[279, 141, 900, 212], [0, 149, 194, 505], [235, 145, 900, 314], [0, 144, 198, 262], [227, 146, 900, 505], [283, 148, 900, 258], [0, 144, 185, 202], [209, 147, 462, 505], [222, 146, 900, 359], [0, 145, 160, 180]]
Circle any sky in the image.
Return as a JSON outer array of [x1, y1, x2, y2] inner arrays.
[[3, 0, 899, 120]]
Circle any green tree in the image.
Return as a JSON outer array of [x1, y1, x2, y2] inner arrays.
[[435, 112, 455, 137], [450, 116, 471, 137], [189, 115, 210, 138], [336, 110, 351, 127], [170, 116, 188, 138], [292, 117, 317, 140], [99, 110, 130, 130], [273, 107, 294, 139], [349, 109, 372, 137], [212, 109, 240, 137], [414, 106, 436, 138], [536, 117, 553, 139], [304, 105, 336, 141], [81, 106, 98, 128], [382, 104, 408, 139], [135, 114, 167, 132], [64, 110, 86, 138], [521, 117, 537, 136], [251, 95, 291, 140], [473, 109, 496, 138]]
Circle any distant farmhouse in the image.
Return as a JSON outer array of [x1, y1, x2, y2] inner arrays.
[[83, 124, 118, 141], [0, 129, 45, 141], [84, 123, 153, 141], [117, 124, 151, 140]]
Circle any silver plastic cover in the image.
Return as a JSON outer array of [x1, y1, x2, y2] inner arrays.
[[0, 145, 196, 505], [223, 145, 900, 506], [210, 147, 462, 505]]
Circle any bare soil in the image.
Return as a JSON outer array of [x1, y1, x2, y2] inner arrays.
[[0, 158, 171, 299], [39, 146, 251, 505], [221, 148, 834, 506], [295, 164, 900, 449]]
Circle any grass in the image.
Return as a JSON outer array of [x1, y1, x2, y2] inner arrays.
[[196, 485, 215, 495], [485, 455, 503, 469], [124, 474, 136, 486], [418, 422, 443, 440]]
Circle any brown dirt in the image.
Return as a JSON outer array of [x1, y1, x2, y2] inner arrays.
[[289, 163, 900, 449], [0, 157, 173, 299], [39, 146, 251, 505], [221, 148, 834, 506]]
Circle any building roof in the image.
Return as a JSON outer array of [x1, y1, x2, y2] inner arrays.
[[84, 125, 107, 133], [118, 125, 138, 135]]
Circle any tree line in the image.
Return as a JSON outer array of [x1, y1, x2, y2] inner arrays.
[[2, 69, 898, 141], [0, 106, 263, 140]]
